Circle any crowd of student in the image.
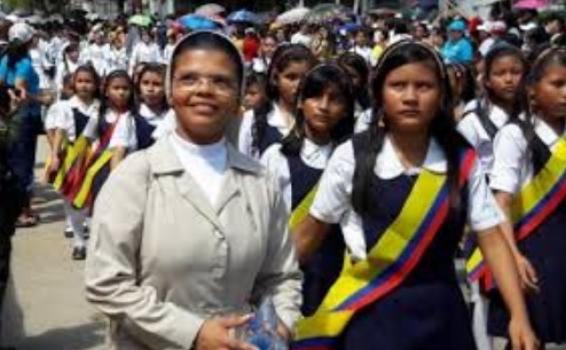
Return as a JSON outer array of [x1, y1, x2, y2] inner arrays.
[[0, 5, 565, 350]]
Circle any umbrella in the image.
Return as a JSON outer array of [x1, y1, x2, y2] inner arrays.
[[227, 9, 258, 24], [276, 7, 310, 25], [128, 14, 152, 27], [177, 14, 222, 31], [513, 0, 549, 9], [195, 3, 226, 17], [339, 22, 362, 33], [304, 3, 353, 25]]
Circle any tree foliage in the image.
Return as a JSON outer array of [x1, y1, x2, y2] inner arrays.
[[4, 0, 72, 14]]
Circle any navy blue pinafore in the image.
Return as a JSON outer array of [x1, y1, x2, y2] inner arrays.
[[287, 153, 345, 316], [336, 135, 476, 350], [488, 135, 566, 344]]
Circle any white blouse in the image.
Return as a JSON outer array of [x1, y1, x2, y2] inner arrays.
[[310, 135, 504, 261], [46, 96, 100, 142], [238, 103, 295, 159], [169, 131, 228, 206], [490, 118, 566, 195], [457, 100, 510, 172], [261, 138, 334, 212], [83, 110, 135, 150], [129, 42, 161, 74]]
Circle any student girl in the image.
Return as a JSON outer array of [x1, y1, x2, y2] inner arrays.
[[55, 43, 80, 100], [46, 65, 101, 259], [134, 63, 169, 147], [487, 47, 566, 349], [337, 52, 372, 133], [290, 41, 538, 350], [261, 64, 354, 316], [238, 44, 317, 158], [458, 44, 528, 350], [242, 72, 267, 112], [72, 70, 137, 212]]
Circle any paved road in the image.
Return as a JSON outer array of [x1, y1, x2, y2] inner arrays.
[[1, 136, 564, 349]]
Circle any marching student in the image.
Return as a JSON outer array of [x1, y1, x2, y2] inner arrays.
[[488, 47, 566, 349], [239, 44, 317, 158], [54, 43, 80, 100], [261, 64, 354, 316], [458, 44, 529, 350], [337, 52, 372, 132], [129, 63, 170, 149], [290, 41, 538, 350], [129, 29, 161, 76], [242, 72, 267, 112], [72, 70, 137, 212], [46, 65, 101, 259]]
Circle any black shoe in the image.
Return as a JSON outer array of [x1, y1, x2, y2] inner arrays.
[[64, 227, 73, 238], [72, 247, 86, 260]]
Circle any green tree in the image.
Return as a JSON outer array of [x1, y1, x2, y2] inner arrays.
[[4, 0, 71, 14]]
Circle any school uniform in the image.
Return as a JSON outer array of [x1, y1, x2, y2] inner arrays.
[[54, 58, 78, 99], [53, 96, 100, 249], [161, 43, 175, 65], [458, 100, 510, 172], [107, 46, 129, 73], [488, 119, 566, 344], [238, 103, 294, 159], [73, 109, 133, 210], [129, 42, 161, 75], [294, 132, 504, 350], [83, 43, 109, 77], [354, 108, 373, 134], [457, 99, 509, 350], [261, 139, 345, 315]]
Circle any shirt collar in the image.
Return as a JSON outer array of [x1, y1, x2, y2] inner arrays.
[[301, 138, 333, 163], [374, 136, 447, 179], [268, 103, 294, 131], [68, 96, 100, 115], [139, 103, 167, 120], [534, 117, 566, 147], [489, 103, 509, 127]]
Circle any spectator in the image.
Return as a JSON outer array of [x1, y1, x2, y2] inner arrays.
[[441, 20, 474, 64]]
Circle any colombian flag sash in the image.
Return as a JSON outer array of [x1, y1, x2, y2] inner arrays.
[[466, 138, 566, 287], [292, 150, 476, 350], [289, 185, 319, 232], [52, 136, 90, 194]]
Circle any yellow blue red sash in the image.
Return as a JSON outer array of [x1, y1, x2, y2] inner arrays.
[[466, 138, 566, 288], [289, 185, 318, 232], [52, 136, 90, 193], [292, 150, 476, 350]]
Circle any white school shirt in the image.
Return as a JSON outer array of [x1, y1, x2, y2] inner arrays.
[[310, 135, 505, 261], [261, 139, 334, 212], [354, 108, 373, 134], [169, 131, 228, 206], [152, 108, 176, 140], [53, 96, 101, 142], [490, 118, 566, 195], [83, 43, 109, 77], [107, 46, 129, 72], [83, 110, 135, 150], [238, 103, 295, 159], [129, 42, 161, 74], [350, 46, 373, 65], [457, 100, 510, 172], [161, 43, 175, 64], [138, 103, 171, 141], [55, 58, 79, 96]]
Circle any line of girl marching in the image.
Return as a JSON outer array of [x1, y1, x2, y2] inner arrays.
[[44, 28, 566, 349]]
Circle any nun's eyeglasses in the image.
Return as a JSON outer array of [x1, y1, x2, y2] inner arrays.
[[172, 73, 238, 95]]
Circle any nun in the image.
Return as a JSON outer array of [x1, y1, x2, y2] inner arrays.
[[85, 31, 302, 350]]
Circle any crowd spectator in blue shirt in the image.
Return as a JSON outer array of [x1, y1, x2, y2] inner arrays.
[[441, 20, 474, 64], [0, 22, 51, 227]]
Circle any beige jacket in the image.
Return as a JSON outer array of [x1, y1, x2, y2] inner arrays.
[[85, 137, 302, 350]]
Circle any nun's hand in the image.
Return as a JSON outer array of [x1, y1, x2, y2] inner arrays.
[[195, 314, 258, 350]]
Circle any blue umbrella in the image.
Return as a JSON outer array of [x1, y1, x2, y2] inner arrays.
[[177, 14, 222, 30], [227, 10, 258, 24], [340, 22, 362, 33]]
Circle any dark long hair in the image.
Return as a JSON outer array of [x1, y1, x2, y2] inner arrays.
[[337, 52, 371, 110], [97, 70, 136, 134], [252, 44, 317, 153], [136, 62, 168, 112], [72, 64, 101, 100], [281, 64, 355, 156], [476, 44, 527, 135], [351, 41, 462, 215], [511, 47, 566, 169]]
